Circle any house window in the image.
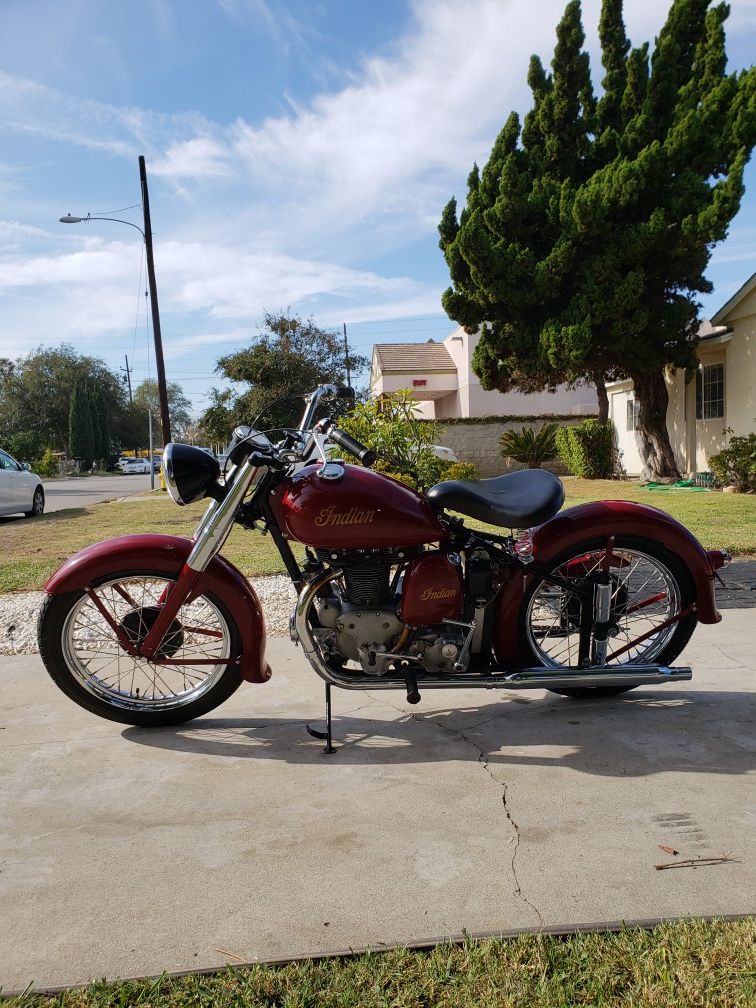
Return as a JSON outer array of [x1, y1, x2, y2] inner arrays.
[[695, 363, 725, 420], [626, 397, 640, 431]]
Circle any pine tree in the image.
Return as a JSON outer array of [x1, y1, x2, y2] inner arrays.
[[439, 0, 755, 479], [69, 383, 95, 469], [88, 384, 109, 468]]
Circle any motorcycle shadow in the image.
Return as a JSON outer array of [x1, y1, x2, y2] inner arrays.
[[122, 687, 755, 778]]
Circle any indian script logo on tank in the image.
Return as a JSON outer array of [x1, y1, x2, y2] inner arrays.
[[420, 587, 456, 600], [314, 505, 376, 527]]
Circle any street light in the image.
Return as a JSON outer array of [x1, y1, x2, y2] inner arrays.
[[59, 156, 172, 446]]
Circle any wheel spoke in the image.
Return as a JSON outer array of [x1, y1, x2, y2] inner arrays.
[[61, 574, 233, 711], [526, 545, 682, 669]]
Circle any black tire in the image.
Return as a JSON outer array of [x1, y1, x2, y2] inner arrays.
[[517, 535, 697, 699], [25, 485, 44, 517], [38, 570, 244, 727]]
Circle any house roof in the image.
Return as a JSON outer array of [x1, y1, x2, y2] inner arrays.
[[372, 342, 457, 373], [711, 270, 756, 325]]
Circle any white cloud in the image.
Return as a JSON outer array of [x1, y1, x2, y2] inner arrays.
[[151, 137, 235, 178]]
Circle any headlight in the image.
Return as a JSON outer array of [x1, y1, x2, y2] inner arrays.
[[163, 444, 222, 506]]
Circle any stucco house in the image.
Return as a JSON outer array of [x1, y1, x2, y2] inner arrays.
[[609, 271, 756, 476], [370, 326, 597, 419]]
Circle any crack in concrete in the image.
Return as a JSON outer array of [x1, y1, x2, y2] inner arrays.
[[367, 692, 542, 925], [454, 723, 543, 927]]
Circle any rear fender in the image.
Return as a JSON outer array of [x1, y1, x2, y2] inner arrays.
[[43, 534, 270, 684], [494, 500, 722, 666]]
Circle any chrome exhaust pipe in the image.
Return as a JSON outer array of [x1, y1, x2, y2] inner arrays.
[[294, 568, 693, 693]]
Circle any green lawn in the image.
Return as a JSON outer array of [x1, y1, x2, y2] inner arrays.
[[0, 478, 753, 593], [4, 918, 754, 1007]]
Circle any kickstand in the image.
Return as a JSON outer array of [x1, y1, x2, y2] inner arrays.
[[306, 682, 336, 754]]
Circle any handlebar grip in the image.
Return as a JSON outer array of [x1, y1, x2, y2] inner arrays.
[[330, 428, 377, 467]]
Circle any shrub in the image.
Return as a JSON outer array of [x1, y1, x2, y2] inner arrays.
[[32, 447, 59, 477], [709, 433, 756, 492], [442, 461, 479, 481], [499, 422, 559, 468], [339, 389, 447, 491], [555, 419, 615, 478]]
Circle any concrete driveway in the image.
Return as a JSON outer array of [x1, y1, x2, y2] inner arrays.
[[0, 612, 754, 991]]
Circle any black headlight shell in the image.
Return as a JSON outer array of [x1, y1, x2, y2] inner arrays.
[[163, 444, 223, 506]]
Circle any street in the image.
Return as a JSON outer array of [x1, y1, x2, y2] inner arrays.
[[41, 473, 154, 513]]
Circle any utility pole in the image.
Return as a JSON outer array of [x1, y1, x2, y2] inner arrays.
[[120, 354, 133, 403], [343, 322, 352, 388], [139, 155, 171, 445]]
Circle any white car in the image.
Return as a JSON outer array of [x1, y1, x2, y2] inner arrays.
[[432, 445, 459, 463], [122, 458, 151, 474], [0, 449, 45, 518]]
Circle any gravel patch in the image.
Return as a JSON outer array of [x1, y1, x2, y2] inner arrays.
[[2, 562, 753, 657], [0, 575, 298, 656]]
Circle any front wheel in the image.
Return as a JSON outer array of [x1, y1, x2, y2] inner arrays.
[[38, 570, 244, 726], [517, 536, 697, 698]]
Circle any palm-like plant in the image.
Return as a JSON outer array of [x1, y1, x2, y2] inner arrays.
[[499, 422, 559, 469]]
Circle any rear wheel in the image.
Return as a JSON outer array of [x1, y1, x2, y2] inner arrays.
[[517, 536, 696, 698], [38, 570, 243, 726]]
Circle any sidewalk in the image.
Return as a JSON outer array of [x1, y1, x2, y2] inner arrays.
[[1, 614, 754, 991]]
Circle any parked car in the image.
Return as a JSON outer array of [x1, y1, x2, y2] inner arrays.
[[122, 458, 151, 474], [432, 445, 459, 463], [0, 449, 45, 517], [151, 456, 162, 472], [116, 456, 131, 471]]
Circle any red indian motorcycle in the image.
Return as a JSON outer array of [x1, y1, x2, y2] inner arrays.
[[37, 383, 730, 751]]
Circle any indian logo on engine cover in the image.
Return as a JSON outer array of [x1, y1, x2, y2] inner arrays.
[[420, 586, 457, 601], [314, 505, 376, 527]]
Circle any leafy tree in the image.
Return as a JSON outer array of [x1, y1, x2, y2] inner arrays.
[[0, 345, 128, 456], [69, 383, 95, 468], [199, 312, 368, 438], [132, 379, 193, 442], [197, 388, 235, 446], [439, 0, 755, 480]]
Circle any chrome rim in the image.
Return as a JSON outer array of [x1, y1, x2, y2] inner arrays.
[[33, 490, 44, 514], [526, 546, 682, 667], [62, 575, 232, 711]]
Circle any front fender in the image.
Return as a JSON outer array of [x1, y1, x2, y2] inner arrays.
[[494, 500, 722, 666], [43, 534, 270, 684]]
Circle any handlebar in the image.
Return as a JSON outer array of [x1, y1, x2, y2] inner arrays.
[[329, 428, 377, 467]]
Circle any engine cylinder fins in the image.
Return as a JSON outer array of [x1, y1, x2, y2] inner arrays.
[[315, 549, 394, 606], [343, 559, 392, 606]]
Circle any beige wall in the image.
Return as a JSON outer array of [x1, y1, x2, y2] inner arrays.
[[723, 285, 756, 435], [438, 328, 597, 419]]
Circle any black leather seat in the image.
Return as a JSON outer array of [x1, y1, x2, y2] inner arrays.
[[427, 468, 565, 528]]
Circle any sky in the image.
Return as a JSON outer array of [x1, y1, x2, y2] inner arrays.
[[1, 0, 754, 420]]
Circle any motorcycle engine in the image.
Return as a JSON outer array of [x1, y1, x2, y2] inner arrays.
[[313, 549, 471, 676]]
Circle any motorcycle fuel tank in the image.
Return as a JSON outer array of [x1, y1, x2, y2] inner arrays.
[[269, 463, 446, 549]]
